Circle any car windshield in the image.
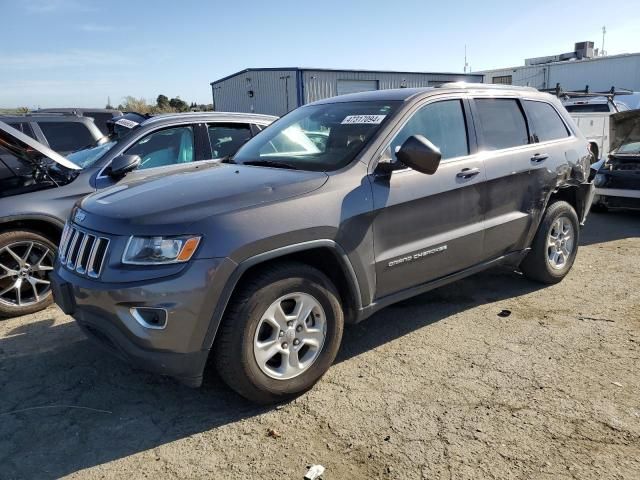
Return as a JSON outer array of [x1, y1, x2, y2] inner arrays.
[[233, 101, 401, 171], [66, 140, 117, 168], [616, 142, 640, 154]]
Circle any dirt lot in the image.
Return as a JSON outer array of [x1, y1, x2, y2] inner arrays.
[[1, 211, 639, 480]]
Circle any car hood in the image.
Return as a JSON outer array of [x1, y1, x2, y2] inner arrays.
[[0, 120, 81, 170], [610, 110, 640, 153], [79, 162, 329, 232]]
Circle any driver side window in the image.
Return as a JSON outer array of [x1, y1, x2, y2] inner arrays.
[[390, 100, 469, 162], [126, 126, 194, 170]]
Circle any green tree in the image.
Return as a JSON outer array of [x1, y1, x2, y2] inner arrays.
[[156, 94, 170, 110], [169, 96, 189, 112]]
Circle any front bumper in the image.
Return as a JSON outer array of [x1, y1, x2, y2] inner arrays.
[[594, 189, 640, 210], [51, 257, 229, 386]]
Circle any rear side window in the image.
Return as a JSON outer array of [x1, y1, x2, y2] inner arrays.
[[391, 99, 469, 160], [564, 103, 610, 113], [7, 122, 36, 139], [524, 101, 569, 142], [208, 123, 251, 158], [475, 99, 529, 150], [86, 112, 115, 135], [38, 122, 94, 152]]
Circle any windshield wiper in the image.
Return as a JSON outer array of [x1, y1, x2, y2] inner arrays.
[[242, 159, 299, 170]]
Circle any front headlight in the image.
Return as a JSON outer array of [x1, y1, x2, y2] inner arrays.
[[122, 235, 201, 265]]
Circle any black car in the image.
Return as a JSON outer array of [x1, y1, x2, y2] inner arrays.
[[592, 109, 640, 211], [51, 84, 594, 403], [0, 112, 276, 317], [36, 108, 123, 136], [0, 112, 105, 156]]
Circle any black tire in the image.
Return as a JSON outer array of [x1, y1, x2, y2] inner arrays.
[[0, 230, 57, 318], [520, 201, 579, 284], [213, 262, 344, 404], [590, 200, 608, 213]]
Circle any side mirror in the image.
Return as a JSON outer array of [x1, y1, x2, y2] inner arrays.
[[396, 135, 441, 175], [109, 154, 141, 178]]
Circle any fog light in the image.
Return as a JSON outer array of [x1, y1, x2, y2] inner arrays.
[[130, 307, 168, 329]]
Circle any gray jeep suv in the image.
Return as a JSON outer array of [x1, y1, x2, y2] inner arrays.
[[51, 84, 594, 403], [0, 112, 275, 317]]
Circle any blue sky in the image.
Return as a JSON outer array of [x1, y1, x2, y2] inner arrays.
[[1, 0, 639, 108]]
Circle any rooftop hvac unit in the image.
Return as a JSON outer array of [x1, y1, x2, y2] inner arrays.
[[575, 41, 595, 59]]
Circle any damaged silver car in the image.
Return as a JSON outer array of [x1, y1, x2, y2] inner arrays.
[[592, 109, 640, 211]]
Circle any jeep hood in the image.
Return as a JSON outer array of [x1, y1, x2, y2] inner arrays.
[[79, 162, 328, 231], [0, 120, 81, 170], [610, 110, 640, 153]]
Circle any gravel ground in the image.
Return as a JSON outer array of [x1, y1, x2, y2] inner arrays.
[[1, 211, 639, 480]]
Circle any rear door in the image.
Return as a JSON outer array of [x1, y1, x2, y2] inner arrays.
[[473, 97, 568, 260], [371, 96, 487, 298]]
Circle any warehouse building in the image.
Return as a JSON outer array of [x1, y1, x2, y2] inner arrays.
[[210, 68, 483, 116], [478, 42, 640, 92]]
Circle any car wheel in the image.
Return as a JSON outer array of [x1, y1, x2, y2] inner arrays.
[[0, 230, 57, 318], [520, 201, 579, 284], [214, 262, 344, 404]]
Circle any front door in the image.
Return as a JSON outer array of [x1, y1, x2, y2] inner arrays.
[[371, 98, 486, 299]]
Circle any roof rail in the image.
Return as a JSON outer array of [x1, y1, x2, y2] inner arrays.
[[437, 82, 538, 92], [25, 111, 81, 117], [541, 83, 633, 99]]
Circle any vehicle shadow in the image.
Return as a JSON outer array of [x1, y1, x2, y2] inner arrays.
[[0, 267, 544, 479], [580, 210, 640, 246]]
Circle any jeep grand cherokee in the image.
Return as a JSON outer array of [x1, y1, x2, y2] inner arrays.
[[51, 84, 594, 403]]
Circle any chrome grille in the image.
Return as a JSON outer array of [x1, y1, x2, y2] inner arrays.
[[58, 223, 110, 278]]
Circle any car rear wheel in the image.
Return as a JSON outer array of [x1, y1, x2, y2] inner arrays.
[[520, 201, 579, 284], [0, 231, 56, 318], [214, 262, 344, 404]]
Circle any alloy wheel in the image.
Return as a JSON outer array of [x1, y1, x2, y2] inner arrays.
[[0, 241, 54, 308], [253, 292, 327, 380], [547, 216, 575, 270]]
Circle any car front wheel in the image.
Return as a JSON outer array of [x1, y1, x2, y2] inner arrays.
[[0, 230, 56, 318], [214, 262, 344, 404]]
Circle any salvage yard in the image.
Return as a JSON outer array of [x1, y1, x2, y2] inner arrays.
[[0, 211, 639, 480]]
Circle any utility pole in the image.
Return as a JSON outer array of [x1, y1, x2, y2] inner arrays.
[[601, 26, 606, 56], [464, 45, 468, 73]]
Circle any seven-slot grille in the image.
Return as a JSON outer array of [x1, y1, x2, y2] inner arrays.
[[58, 223, 110, 278]]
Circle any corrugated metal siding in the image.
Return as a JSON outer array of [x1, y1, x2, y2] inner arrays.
[[480, 54, 640, 91], [212, 69, 298, 117], [302, 70, 482, 103], [548, 55, 640, 91], [480, 66, 547, 89]]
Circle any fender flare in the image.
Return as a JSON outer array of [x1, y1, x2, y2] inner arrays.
[[0, 213, 65, 234], [202, 239, 363, 350]]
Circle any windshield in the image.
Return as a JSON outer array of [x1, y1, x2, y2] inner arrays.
[[66, 140, 117, 168], [616, 142, 640, 154], [233, 101, 401, 171]]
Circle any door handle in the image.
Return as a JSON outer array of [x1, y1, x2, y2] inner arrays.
[[531, 153, 549, 163], [456, 167, 480, 179]]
